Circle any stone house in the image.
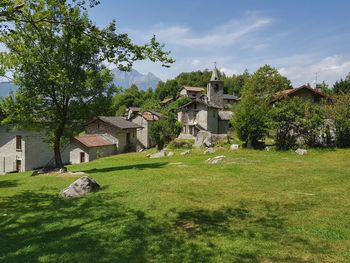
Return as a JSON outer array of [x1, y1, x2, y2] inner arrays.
[[0, 125, 69, 174], [84, 116, 142, 153], [127, 109, 162, 149], [69, 134, 116, 164], [270, 84, 330, 105], [179, 86, 205, 99], [177, 66, 234, 139]]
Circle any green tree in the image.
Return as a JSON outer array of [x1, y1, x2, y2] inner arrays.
[[243, 64, 291, 100], [149, 96, 190, 150], [223, 69, 250, 96], [327, 94, 350, 147], [0, 0, 173, 168], [333, 79, 350, 94], [232, 93, 269, 148]]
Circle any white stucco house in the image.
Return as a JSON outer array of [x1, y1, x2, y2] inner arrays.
[[0, 125, 69, 174], [177, 66, 234, 139]]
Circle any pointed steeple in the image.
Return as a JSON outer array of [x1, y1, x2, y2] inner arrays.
[[210, 62, 220, 81]]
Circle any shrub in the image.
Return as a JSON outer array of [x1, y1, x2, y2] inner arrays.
[[168, 139, 194, 149]]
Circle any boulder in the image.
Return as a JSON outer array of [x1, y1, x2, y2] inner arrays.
[[203, 137, 213, 148], [180, 150, 191, 156], [295, 148, 308, 155], [230, 144, 239, 151], [59, 176, 100, 198], [204, 147, 215, 154], [149, 149, 167, 159], [206, 155, 226, 164]]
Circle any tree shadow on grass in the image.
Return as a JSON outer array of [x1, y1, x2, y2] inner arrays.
[[81, 162, 168, 174], [0, 192, 331, 263], [0, 179, 19, 188]]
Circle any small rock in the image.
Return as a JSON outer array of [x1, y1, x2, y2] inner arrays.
[[230, 144, 239, 151], [59, 176, 100, 198], [265, 146, 271, 151], [149, 149, 167, 159], [180, 150, 191, 155], [203, 137, 213, 148], [295, 148, 308, 156], [167, 151, 175, 157], [204, 147, 215, 154], [206, 155, 226, 164]]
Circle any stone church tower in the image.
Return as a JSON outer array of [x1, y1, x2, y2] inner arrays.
[[207, 65, 224, 107]]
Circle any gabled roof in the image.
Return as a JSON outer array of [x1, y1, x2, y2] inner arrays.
[[86, 116, 143, 129], [160, 97, 173, 104], [181, 86, 205, 92], [74, 134, 115, 148], [141, 110, 162, 121], [218, 111, 233, 121], [180, 97, 222, 110], [271, 84, 329, 103]]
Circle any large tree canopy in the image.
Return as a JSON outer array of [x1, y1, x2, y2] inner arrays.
[[0, 0, 174, 168]]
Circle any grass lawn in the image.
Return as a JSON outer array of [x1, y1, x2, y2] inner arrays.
[[1, 147, 350, 263]]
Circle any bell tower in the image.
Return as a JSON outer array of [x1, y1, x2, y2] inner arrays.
[[207, 63, 224, 108]]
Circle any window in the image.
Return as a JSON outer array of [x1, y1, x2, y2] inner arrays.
[[16, 135, 22, 150], [214, 84, 219, 92]]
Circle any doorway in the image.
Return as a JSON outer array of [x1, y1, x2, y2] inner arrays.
[[80, 152, 85, 163], [16, 159, 22, 172]]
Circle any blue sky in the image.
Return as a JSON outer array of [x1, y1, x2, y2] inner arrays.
[[88, 0, 350, 86]]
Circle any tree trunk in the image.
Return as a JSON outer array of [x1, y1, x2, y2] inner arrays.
[[53, 120, 66, 168], [53, 136, 63, 168], [246, 134, 252, 148]]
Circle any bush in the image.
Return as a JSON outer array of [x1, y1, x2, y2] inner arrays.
[[168, 139, 194, 149], [327, 94, 350, 147]]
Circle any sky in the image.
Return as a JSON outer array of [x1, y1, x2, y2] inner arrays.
[[87, 0, 350, 87]]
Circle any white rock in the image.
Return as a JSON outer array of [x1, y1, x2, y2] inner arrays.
[[230, 144, 239, 150], [167, 151, 174, 157], [59, 176, 100, 198], [149, 149, 167, 159], [207, 155, 226, 164], [204, 147, 215, 154], [180, 150, 191, 155], [295, 148, 308, 155]]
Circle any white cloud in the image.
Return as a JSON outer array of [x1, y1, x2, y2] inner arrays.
[[147, 13, 273, 48], [278, 55, 350, 87]]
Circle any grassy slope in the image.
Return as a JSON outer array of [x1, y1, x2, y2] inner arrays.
[[0, 148, 349, 263]]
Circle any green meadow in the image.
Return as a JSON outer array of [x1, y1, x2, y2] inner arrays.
[[1, 148, 350, 262]]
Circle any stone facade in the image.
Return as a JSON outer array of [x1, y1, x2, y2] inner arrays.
[[178, 66, 234, 139], [85, 120, 138, 153]]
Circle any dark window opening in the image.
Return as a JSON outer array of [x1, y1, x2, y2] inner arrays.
[[16, 135, 22, 150], [80, 152, 85, 163], [214, 84, 219, 92], [16, 159, 22, 172]]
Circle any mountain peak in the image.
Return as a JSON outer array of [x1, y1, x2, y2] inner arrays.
[[112, 68, 161, 90]]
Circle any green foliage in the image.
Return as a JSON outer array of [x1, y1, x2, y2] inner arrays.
[[149, 97, 190, 150], [243, 65, 291, 100], [0, 0, 173, 167], [270, 97, 326, 150], [232, 93, 269, 148], [333, 79, 350, 94], [168, 138, 194, 149], [327, 94, 350, 147], [223, 69, 250, 96]]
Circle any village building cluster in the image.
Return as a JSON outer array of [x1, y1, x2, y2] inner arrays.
[[0, 66, 334, 174]]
